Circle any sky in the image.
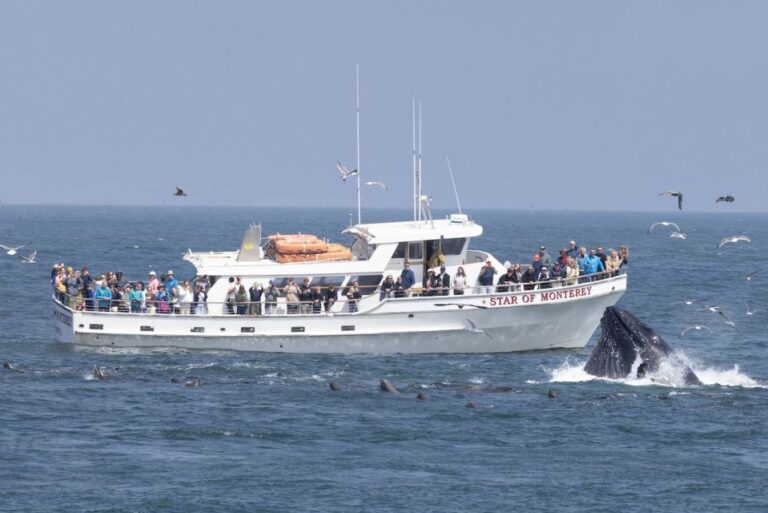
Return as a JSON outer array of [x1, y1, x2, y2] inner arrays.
[[1, 1, 767, 212]]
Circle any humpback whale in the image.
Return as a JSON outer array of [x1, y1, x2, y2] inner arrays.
[[584, 307, 700, 385]]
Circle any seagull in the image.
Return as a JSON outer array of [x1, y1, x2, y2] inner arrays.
[[744, 301, 764, 316], [365, 180, 388, 191], [745, 271, 758, 281], [659, 190, 683, 210], [464, 319, 492, 339], [715, 195, 735, 203], [648, 221, 681, 233], [670, 232, 687, 239], [173, 187, 187, 197], [696, 306, 736, 326], [671, 299, 707, 306], [336, 161, 358, 182], [0, 242, 30, 256], [718, 310, 736, 326], [696, 305, 723, 314], [680, 325, 712, 337], [19, 251, 37, 264], [717, 235, 751, 248], [435, 303, 488, 310]]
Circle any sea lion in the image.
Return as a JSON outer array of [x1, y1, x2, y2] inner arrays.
[[92, 366, 107, 380], [547, 389, 558, 399], [465, 401, 476, 409], [329, 382, 341, 391], [184, 378, 202, 387], [379, 379, 399, 393], [416, 393, 428, 400]]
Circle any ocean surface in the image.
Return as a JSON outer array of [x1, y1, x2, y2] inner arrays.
[[1, 205, 767, 513]]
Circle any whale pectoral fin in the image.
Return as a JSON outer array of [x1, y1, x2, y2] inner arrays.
[[584, 325, 637, 379]]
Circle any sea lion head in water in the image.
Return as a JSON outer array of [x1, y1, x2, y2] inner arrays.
[[92, 366, 107, 380], [329, 382, 341, 391], [379, 379, 399, 393], [584, 307, 700, 385]]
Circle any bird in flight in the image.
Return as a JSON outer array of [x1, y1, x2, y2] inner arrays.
[[365, 181, 388, 191], [671, 298, 707, 306], [679, 325, 712, 337], [19, 250, 37, 264], [745, 271, 758, 282], [718, 235, 751, 248], [715, 195, 735, 203], [670, 231, 687, 239], [648, 221, 681, 233], [336, 161, 358, 182], [0, 242, 30, 256], [744, 301, 764, 316], [174, 187, 187, 197], [659, 190, 683, 210]]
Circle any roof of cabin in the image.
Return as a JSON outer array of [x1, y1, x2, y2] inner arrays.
[[345, 218, 482, 244]]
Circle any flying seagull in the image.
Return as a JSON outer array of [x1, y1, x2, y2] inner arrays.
[[718, 235, 751, 248], [679, 325, 712, 338], [365, 180, 388, 191], [336, 161, 358, 182], [745, 271, 758, 281], [671, 299, 707, 306], [174, 187, 187, 197], [0, 242, 30, 256], [744, 301, 764, 316], [19, 251, 37, 264], [659, 190, 683, 210], [670, 231, 687, 239], [648, 221, 681, 233], [715, 195, 735, 203]]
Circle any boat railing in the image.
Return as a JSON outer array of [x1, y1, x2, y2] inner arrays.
[[52, 269, 625, 317]]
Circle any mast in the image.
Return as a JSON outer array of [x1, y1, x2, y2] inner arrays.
[[355, 64, 361, 225], [412, 99, 417, 222], [418, 101, 423, 222]]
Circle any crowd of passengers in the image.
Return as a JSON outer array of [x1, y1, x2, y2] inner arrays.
[[51, 241, 627, 315]]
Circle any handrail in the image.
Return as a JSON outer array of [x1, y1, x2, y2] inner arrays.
[[52, 269, 625, 317]]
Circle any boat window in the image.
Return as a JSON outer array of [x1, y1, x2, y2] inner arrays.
[[438, 238, 467, 255], [349, 274, 383, 294], [272, 276, 344, 288], [408, 242, 423, 261], [393, 242, 407, 259]]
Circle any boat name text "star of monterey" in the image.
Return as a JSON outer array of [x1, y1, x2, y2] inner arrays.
[[489, 285, 593, 307]]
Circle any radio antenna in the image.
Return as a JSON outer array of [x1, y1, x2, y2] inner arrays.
[[445, 155, 462, 214], [412, 98, 417, 222], [355, 64, 361, 225]]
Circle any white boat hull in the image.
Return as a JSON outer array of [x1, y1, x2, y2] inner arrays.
[[53, 275, 626, 353]]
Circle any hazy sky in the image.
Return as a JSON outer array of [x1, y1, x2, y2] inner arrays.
[[1, 1, 767, 212]]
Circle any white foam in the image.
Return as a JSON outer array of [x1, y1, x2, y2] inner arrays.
[[468, 376, 485, 384], [695, 365, 765, 388]]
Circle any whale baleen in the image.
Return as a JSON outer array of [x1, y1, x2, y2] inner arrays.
[[584, 307, 700, 385]]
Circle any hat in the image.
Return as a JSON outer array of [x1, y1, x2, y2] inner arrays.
[[541, 266, 548, 270], [167, 270, 174, 275], [540, 246, 546, 250], [149, 271, 156, 276]]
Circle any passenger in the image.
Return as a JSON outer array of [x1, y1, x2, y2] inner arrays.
[[55, 267, 67, 302], [249, 282, 263, 315], [194, 284, 208, 315], [537, 265, 552, 289], [264, 281, 279, 314], [155, 284, 171, 314], [565, 257, 579, 286], [312, 286, 323, 314], [422, 270, 436, 296], [165, 271, 179, 296], [380, 275, 395, 301], [436, 265, 450, 296], [453, 267, 467, 295], [80, 266, 93, 296], [521, 265, 536, 291], [497, 266, 518, 293], [65, 269, 83, 308], [299, 278, 313, 314], [147, 271, 159, 298], [225, 277, 237, 314], [576, 247, 587, 275], [538, 246, 552, 268], [596, 247, 608, 269], [83, 282, 95, 311], [323, 285, 338, 312], [605, 249, 622, 276], [118, 285, 131, 313], [550, 262, 565, 287], [478, 260, 497, 294], [130, 282, 146, 313], [511, 263, 523, 288], [111, 284, 128, 312], [566, 240, 579, 259], [235, 284, 249, 315], [285, 278, 300, 314], [115, 271, 128, 290], [619, 246, 630, 268], [346, 280, 361, 313], [178, 281, 193, 314], [532, 254, 542, 276], [393, 276, 406, 298], [95, 281, 112, 312], [557, 248, 568, 268], [582, 249, 606, 280], [400, 262, 416, 296]]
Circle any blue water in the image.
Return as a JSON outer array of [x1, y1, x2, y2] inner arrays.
[[1, 206, 767, 512]]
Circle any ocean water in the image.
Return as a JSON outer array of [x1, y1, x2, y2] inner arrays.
[[1, 205, 767, 513]]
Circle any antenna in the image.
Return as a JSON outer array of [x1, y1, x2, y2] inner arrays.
[[412, 98, 417, 222], [445, 155, 462, 214], [355, 64, 361, 225], [418, 101, 423, 222]]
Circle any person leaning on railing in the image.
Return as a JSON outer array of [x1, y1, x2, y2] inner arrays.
[[582, 249, 605, 281], [453, 267, 467, 295], [605, 250, 622, 276]]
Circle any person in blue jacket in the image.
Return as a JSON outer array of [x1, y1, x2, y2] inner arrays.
[[400, 262, 416, 296], [582, 249, 605, 280], [95, 282, 112, 312]]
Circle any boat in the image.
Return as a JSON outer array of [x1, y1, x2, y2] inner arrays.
[[51, 85, 627, 353]]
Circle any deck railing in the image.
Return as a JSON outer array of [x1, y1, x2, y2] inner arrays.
[[52, 269, 625, 317]]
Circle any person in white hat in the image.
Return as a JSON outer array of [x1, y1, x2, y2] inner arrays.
[[147, 270, 159, 297]]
